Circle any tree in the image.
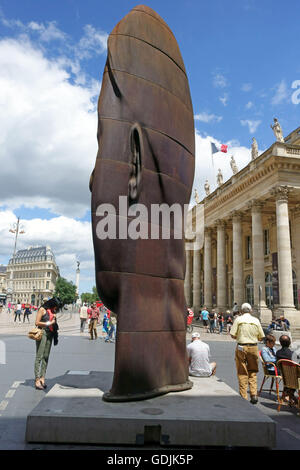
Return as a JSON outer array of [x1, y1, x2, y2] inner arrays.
[[54, 277, 77, 306], [81, 286, 99, 305]]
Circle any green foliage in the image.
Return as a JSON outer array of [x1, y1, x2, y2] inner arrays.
[[54, 276, 77, 306], [81, 286, 99, 305]]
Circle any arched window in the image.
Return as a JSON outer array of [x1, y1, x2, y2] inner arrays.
[[245, 275, 254, 306], [293, 271, 298, 308], [265, 272, 273, 308]]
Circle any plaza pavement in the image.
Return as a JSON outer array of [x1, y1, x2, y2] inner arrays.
[[0, 308, 300, 450]]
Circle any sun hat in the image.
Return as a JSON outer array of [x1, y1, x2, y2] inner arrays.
[[192, 332, 200, 339]]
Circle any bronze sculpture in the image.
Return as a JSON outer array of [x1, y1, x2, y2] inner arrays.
[[90, 5, 195, 401]]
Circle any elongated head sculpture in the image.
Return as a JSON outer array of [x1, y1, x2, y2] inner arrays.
[[90, 5, 195, 401]]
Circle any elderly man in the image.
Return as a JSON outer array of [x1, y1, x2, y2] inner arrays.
[[187, 332, 217, 377], [231, 303, 265, 404]]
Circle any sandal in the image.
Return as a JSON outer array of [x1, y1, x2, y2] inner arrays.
[[35, 381, 44, 390]]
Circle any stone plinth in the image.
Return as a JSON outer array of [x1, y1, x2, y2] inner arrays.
[[26, 371, 276, 448]]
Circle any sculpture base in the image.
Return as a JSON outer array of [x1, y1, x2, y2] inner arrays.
[[103, 380, 193, 402], [25, 371, 276, 448]]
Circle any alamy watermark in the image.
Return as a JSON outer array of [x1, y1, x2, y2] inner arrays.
[[95, 196, 204, 250], [291, 80, 300, 105]]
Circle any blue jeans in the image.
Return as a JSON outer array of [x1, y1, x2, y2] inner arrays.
[[105, 325, 116, 341]]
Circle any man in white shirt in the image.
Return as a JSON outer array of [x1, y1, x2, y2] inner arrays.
[[187, 332, 217, 377], [79, 303, 88, 333]]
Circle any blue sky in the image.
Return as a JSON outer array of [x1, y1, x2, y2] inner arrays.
[[0, 0, 299, 293]]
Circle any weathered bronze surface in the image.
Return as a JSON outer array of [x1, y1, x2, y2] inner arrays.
[[90, 5, 195, 401]]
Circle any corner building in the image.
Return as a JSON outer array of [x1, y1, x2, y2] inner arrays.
[[185, 127, 300, 327], [6, 246, 59, 305]]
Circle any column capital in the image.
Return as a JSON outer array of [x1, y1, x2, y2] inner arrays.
[[215, 219, 226, 229], [271, 185, 290, 202], [230, 210, 243, 222], [248, 199, 264, 212], [204, 226, 212, 236]]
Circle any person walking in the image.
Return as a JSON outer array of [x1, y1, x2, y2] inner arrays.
[[88, 302, 100, 340], [230, 303, 265, 404], [105, 311, 117, 342], [23, 304, 31, 323], [34, 297, 61, 390], [217, 312, 224, 334], [208, 310, 215, 333], [225, 310, 233, 335], [14, 301, 22, 322], [200, 307, 209, 333], [79, 303, 88, 333]]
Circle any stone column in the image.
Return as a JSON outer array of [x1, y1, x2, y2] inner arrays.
[[216, 220, 227, 312], [292, 205, 300, 309], [184, 247, 192, 307], [250, 200, 272, 323], [204, 228, 212, 309], [273, 186, 298, 323], [232, 211, 244, 308], [192, 245, 201, 313]]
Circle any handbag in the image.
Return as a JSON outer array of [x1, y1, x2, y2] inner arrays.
[[28, 327, 43, 341]]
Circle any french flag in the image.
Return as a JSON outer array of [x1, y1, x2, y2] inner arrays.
[[211, 142, 228, 154], [211, 142, 228, 166]]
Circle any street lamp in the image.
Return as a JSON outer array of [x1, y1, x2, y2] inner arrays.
[[8, 217, 25, 303]]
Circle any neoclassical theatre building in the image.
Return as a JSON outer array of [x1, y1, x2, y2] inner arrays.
[[184, 126, 300, 327]]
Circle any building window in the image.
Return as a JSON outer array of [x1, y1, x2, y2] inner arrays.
[[245, 275, 254, 306], [265, 272, 273, 308], [46, 281, 50, 290], [263, 230, 270, 255], [246, 236, 252, 260]]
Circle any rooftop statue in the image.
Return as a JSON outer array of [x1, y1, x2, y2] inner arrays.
[[217, 168, 223, 186], [90, 5, 195, 401], [251, 137, 258, 160], [204, 180, 210, 196], [271, 118, 284, 143], [230, 155, 238, 174], [194, 189, 200, 204]]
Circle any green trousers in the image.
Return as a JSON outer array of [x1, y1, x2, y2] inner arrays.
[[34, 330, 53, 379]]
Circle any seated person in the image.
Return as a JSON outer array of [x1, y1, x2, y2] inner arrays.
[[261, 334, 277, 375], [276, 335, 293, 361], [277, 315, 290, 331], [187, 332, 216, 377], [276, 335, 296, 404]]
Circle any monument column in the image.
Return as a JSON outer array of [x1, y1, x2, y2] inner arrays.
[[184, 247, 192, 307], [192, 244, 201, 313], [273, 186, 298, 323], [216, 220, 227, 312], [204, 228, 212, 309], [232, 211, 244, 308]]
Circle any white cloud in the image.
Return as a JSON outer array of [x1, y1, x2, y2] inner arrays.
[[194, 112, 223, 123], [76, 24, 108, 60], [241, 83, 252, 92], [271, 79, 289, 105], [245, 101, 253, 109], [191, 131, 253, 207], [212, 72, 227, 88], [27, 21, 67, 42], [219, 93, 229, 106], [240, 119, 261, 133], [0, 36, 100, 218]]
